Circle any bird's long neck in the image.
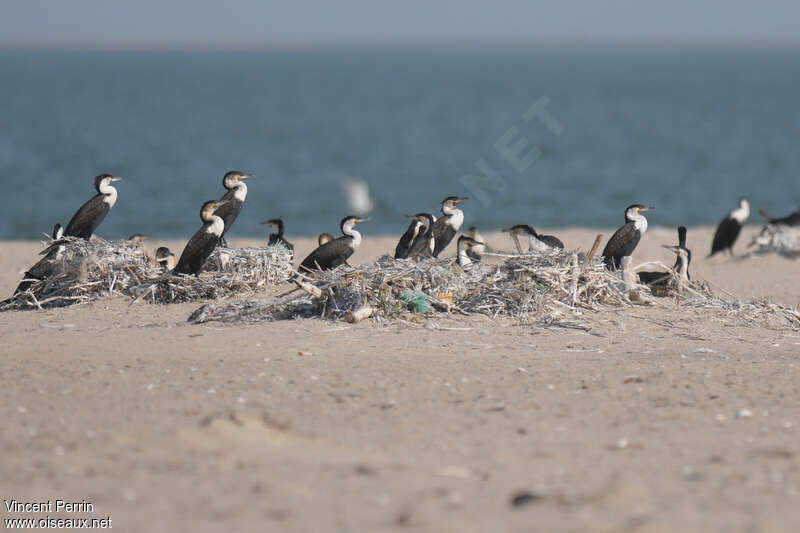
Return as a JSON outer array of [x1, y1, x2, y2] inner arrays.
[[231, 181, 247, 202], [731, 202, 749, 223], [204, 213, 225, 235], [442, 205, 464, 229], [457, 243, 472, 268], [424, 216, 434, 237], [676, 253, 689, 281], [628, 212, 648, 233], [274, 220, 284, 238], [98, 182, 118, 207], [342, 223, 362, 248]]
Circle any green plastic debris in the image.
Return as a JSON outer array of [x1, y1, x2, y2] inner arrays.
[[400, 290, 430, 313]]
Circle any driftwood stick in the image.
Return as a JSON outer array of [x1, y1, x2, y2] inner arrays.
[[581, 234, 603, 273]]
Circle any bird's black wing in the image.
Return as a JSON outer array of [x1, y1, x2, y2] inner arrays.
[[637, 270, 671, 287], [64, 194, 109, 239], [175, 228, 218, 275], [710, 217, 741, 256], [773, 210, 800, 227], [540, 235, 565, 249], [602, 222, 640, 269], [215, 190, 244, 241], [408, 233, 433, 258], [432, 217, 456, 257], [395, 222, 419, 259], [299, 237, 354, 272]]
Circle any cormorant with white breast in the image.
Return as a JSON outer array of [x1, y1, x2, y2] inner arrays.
[[758, 207, 800, 227], [465, 226, 485, 261], [637, 245, 691, 290], [174, 200, 229, 276], [432, 196, 467, 257], [709, 197, 749, 257], [602, 204, 655, 269], [407, 213, 436, 258], [395, 216, 424, 259], [64, 174, 122, 239], [261, 218, 294, 252], [502, 224, 564, 253], [299, 216, 369, 272], [638, 226, 692, 287], [456, 235, 484, 269], [12, 224, 65, 296], [154, 247, 177, 272], [215, 171, 255, 247]]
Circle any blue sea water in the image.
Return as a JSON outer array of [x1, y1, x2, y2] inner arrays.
[[0, 46, 799, 240]]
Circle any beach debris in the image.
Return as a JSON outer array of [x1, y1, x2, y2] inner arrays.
[[748, 224, 800, 257], [1, 237, 293, 310]]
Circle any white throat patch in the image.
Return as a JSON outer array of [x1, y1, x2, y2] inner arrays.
[[731, 201, 750, 224], [233, 182, 248, 202]]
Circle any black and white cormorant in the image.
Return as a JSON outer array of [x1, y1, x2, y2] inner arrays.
[[602, 204, 654, 269], [260, 218, 294, 252], [456, 235, 484, 269], [395, 216, 424, 259], [672, 226, 691, 277], [432, 196, 467, 257], [154, 246, 176, 272], [638, 226, 692, 287], [709, 197, 749, 257], [317, 232, 335, 246], [174, 200, 229, 276], [637, 245, 691, 290], [12, 223, 65, 296], [758, 207, 800, 227], [407, 213, 436, 258], [502, 224, 564, 253], [215, 170, 255, 247], [299, 216, 369, 272], [465, 226, 485, 261], [128, 234, 148, 242], [64, 174, 122, 239]]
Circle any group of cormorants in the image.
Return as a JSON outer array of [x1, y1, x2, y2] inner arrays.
[[9, 170, 800, 299]]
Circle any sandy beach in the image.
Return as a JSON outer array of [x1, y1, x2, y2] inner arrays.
[[1, 225, 799, 532]]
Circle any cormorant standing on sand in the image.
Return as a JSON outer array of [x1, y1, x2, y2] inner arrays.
[[709, 197, 749, 257]]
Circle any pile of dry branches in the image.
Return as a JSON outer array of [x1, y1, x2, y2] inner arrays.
[[1, 238, 293, 310], [188, 249, 800, 330], [135, 246, 293, 304]]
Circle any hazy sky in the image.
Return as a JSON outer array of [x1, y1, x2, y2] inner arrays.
[[2, 0, 799, 47]]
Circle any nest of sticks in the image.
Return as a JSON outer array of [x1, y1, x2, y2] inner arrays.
[[1, 238, 294, 310], [189, 241, 799, 330]]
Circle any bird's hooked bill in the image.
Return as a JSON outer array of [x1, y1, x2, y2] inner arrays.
[[640, 206, 655, 212], [111, 177, 123, 182]]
